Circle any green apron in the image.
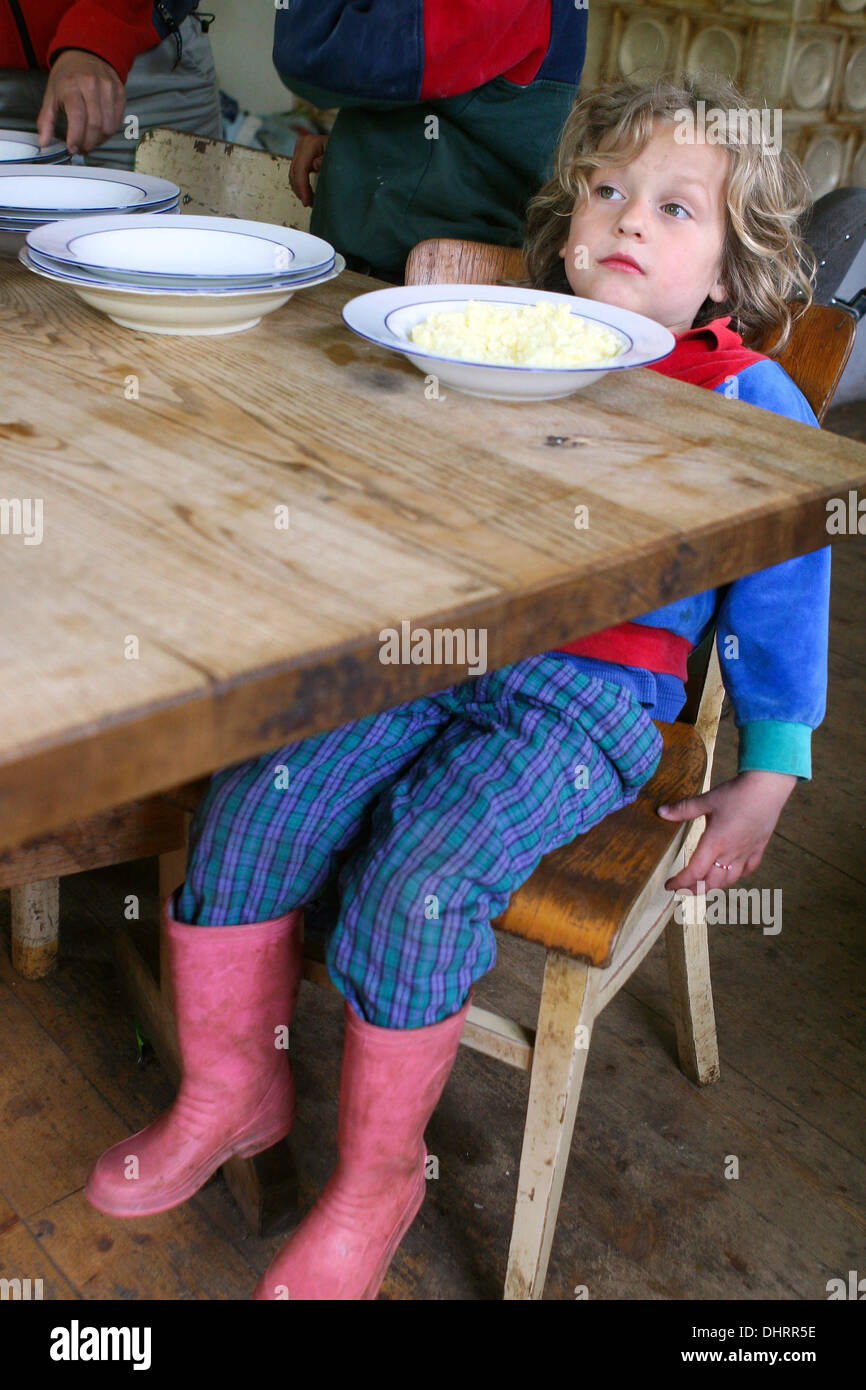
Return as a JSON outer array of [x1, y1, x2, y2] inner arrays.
[[283, 75, 577, 283]]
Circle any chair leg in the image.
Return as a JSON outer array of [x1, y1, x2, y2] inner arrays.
[[504, 950, 600, 1300], [664, 889, 720, 1086], [10, 878, 59, 979]]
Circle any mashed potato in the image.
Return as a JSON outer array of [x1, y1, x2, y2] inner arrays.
[[408, 299, 625, 368]]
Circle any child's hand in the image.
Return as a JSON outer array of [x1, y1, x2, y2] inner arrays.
[[290, 133, 329, 207], [658, 770, 798, 893]]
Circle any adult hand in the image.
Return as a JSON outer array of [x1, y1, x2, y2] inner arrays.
[[37, 50, 126, 155], [658, 768, 798, 893], [290, 133, 328, 207]]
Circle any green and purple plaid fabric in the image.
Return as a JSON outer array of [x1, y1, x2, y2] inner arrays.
[[175, 654, 663, 1027]]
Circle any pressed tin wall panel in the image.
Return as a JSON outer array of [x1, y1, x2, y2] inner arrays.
[[580, 0, 866, 190]]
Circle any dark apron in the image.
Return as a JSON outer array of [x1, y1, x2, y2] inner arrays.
[[286, 75, 577, 284]]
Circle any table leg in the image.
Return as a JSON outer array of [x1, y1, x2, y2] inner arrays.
[[10, 878, 59, 979]]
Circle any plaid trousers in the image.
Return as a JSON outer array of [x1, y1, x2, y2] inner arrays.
[[175, 654, 664, 1027]]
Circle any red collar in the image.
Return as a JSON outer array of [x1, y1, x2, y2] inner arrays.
[[645, 315, 767, 389]]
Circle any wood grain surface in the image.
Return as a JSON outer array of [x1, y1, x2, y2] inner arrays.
[[1, 258, 865, 852]]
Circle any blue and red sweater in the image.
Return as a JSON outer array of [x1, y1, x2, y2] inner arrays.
[[272, 0, 585, 103], [555, 317, 829, 779]]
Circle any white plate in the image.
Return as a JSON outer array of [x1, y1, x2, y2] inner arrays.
[[0, 130, 67, 161], [27, 238, 333, 285], [30, 213, 336, 279], [15, 154, 71, 166], [0, 210, 176, 255], [25, 243, 336, 291], [3, 198, 178, 226], [18, 247, 345, 334], [0, 165, 179, 211], [342, 284, 675, 400]]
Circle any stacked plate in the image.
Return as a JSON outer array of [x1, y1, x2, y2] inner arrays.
[[19, 214, 344, 334], [0, 128, 69, 165], [0, 166, 179, 255]]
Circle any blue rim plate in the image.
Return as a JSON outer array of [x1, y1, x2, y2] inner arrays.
[[18, 245, 345, 296], [0, 130, 68, 162], [25, 240, 334, 285], [2, 199, 179, 226], [0, 165, 180, 213], [28, 212, 336, 279], [24, 242, 335, 289]]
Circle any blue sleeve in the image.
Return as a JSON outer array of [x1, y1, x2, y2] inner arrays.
[[273, 1, 425, 106], [711, 359, 829, 779], [720, 358, 820, 426]]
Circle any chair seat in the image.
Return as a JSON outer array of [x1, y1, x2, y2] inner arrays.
[[492, 721, 707, 967]]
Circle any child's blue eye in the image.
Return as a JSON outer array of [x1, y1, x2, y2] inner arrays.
[[595, 185, 690, 219]]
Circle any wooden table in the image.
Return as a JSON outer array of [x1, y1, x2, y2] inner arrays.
[[3, 257, 865, 1240], [2, 259, 866, 854]]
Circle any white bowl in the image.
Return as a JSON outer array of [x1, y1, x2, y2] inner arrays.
[[18, 248, 345, 334], [342, 284, 675, 400], [70, 282, 297, 334]]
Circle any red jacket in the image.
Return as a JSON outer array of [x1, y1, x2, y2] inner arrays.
[[1, 2, 162, 83]]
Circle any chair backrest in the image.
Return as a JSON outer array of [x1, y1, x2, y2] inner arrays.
[[404, 236, 856, 757], [404, 238, 526, 292], [748, 304, 857, 424], [134, 127, 313, 230]]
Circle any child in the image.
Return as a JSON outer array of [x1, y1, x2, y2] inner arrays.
[[85, 70, 828, 1300]]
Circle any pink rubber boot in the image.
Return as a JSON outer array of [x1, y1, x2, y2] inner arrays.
[[253, 991, 472, 1301], [86, 894, 304, 1217]]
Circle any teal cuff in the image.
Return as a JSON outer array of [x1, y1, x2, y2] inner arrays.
[[737, 721, 813, 780]]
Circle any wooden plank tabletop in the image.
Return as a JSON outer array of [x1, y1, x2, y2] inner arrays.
[[2, 258, 865, 852]]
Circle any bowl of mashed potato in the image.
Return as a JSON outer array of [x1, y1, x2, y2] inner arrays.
[[408, 299, 624, 369], [342, 285, 675, 401]]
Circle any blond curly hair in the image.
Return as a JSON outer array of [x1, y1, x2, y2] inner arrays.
[[523, 69, 817, 354]]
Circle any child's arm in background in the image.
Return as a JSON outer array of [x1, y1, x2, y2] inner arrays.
[[660, 359, 829, 892], [291, 133, 328, 206], [661, 543, 830, 892]]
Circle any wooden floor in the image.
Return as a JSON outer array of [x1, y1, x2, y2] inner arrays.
[[1, 403, 864, 1302]]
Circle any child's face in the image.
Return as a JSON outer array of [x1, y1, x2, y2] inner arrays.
[[558, 118, 730, 336]]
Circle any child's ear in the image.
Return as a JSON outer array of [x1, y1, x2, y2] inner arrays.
[[558, 242, 566, 260]]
